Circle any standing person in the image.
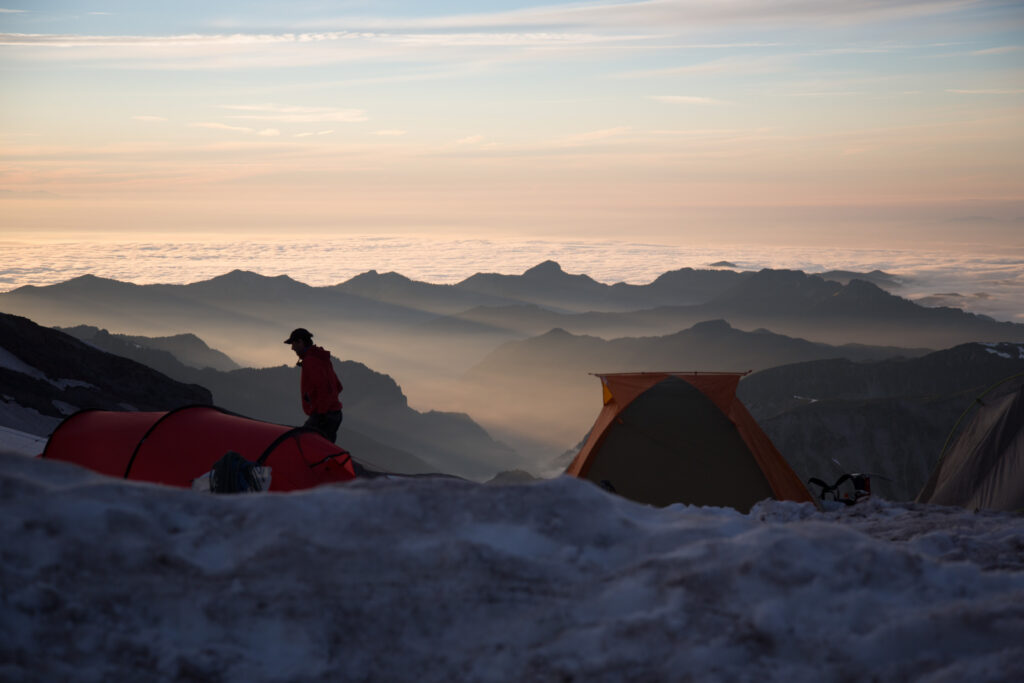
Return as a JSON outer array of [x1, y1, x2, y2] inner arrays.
[[284, 328, 343, 442]]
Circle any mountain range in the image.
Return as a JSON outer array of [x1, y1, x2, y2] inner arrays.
[[3, 263, 1020, 373], [3, 261, 1024, 487]]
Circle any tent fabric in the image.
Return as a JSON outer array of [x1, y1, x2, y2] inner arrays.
[[916, 384, 1024, 512], [41, 405, 355, 491], [566, 372, 815, 512]]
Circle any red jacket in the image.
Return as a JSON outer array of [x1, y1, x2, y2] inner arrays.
[[299, 345, 342, 415]]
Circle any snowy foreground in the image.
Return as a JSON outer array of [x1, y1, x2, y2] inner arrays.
[[2, 452, 1023, 683]]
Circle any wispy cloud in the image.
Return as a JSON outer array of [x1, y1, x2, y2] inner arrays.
[[649, 95, 726, 105], [947, 88, 1024, 95], [190, 122, 262, 134], [0, 8, 26, 13], [284, 0, 984, 32], [0, 31, 388, 70], [0, 33, 313, 47], [617, 55, 793, 78], [191, 122, 250, 132], [294, 130, 335, 138], [970, 45, 1024, 56], [0, 0, 985, 79], [456, 135, 485, 145], [785, 90, 864, 98], [556, 127, 632, 146], [0, 28, 640, 62], [220, 104, 368, 123]]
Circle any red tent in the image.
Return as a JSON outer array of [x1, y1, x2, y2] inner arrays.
[[41, 405, 355, 491]]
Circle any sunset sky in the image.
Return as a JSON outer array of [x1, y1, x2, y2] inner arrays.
[[1, 1, 1022, 247]]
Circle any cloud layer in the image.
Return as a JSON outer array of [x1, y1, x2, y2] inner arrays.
[[2, 236, 1022, 322]]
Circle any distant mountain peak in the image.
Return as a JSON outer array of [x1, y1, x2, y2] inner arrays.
[[832, 278, 907, 308], [690, 319, 734, 332], [709, 268, 839, 307], [191, 270, 308, 292], [11, 274, 138, 295], [753, 267, 815, 281], [844, 278, 886, 294], [523, 260, 565, 277], [212, 269, 296, 283], [345, 269, 414, 285], [66, 274, 132, 287], [520, 261, 603, 289], [818, 269, 904, 289]]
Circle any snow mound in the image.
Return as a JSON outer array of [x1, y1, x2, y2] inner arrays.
[[1, 453, 1022, 682]]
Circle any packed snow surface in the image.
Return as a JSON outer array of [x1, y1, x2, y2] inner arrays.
[[2, 452, 1023, 683]]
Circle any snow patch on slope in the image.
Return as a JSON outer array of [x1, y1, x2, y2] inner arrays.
[[0, 345, 97, 390]]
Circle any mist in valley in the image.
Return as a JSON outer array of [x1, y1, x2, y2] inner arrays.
[[5, 260, 1024, 489]]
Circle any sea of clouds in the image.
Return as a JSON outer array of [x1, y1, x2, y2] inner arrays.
[[2, 236, 1023, 322]]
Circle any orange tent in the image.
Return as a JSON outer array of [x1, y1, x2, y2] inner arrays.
[[566, 372, 815, 512], [41, 406, 355, 491]]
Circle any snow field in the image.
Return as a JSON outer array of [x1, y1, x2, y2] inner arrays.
[[2, 452, 1022, 682]]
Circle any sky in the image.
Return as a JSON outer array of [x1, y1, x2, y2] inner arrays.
[[1, 1, 1023, 247]]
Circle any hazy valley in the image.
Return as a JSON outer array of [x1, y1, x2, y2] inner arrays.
[[3, 261, 1024, 492]]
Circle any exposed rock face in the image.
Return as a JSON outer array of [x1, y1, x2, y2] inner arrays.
[[0, 312, 211, 435], [738, 342, 1024, 501]]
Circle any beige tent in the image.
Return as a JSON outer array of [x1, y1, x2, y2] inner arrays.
[[565, 372, 815, 512], [917, 380, 1024, 512]]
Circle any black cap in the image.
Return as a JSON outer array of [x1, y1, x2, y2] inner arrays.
[[284, 328, 313, 344]]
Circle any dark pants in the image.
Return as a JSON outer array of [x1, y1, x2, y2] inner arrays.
[[304, 410, 343, 442]]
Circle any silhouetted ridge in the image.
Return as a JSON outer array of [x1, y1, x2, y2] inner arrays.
[[523, 261, 602, 287], [67, 274, 115, 285], [181, 270, 313, 302], [689, 319, 733, 333], [717, 269, 840, 306], [196, 270, 305, 287], [454, 261, 609, 312], [523, 260, 564, 276], [345, 270, 415, 286], [14, 274, 137, 294], [818, 269, 903, 288], [539, 327, 574, 339], [825, 278, 918, 315], [521, 261, 599, 285], [60, 326, 241, 372]]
